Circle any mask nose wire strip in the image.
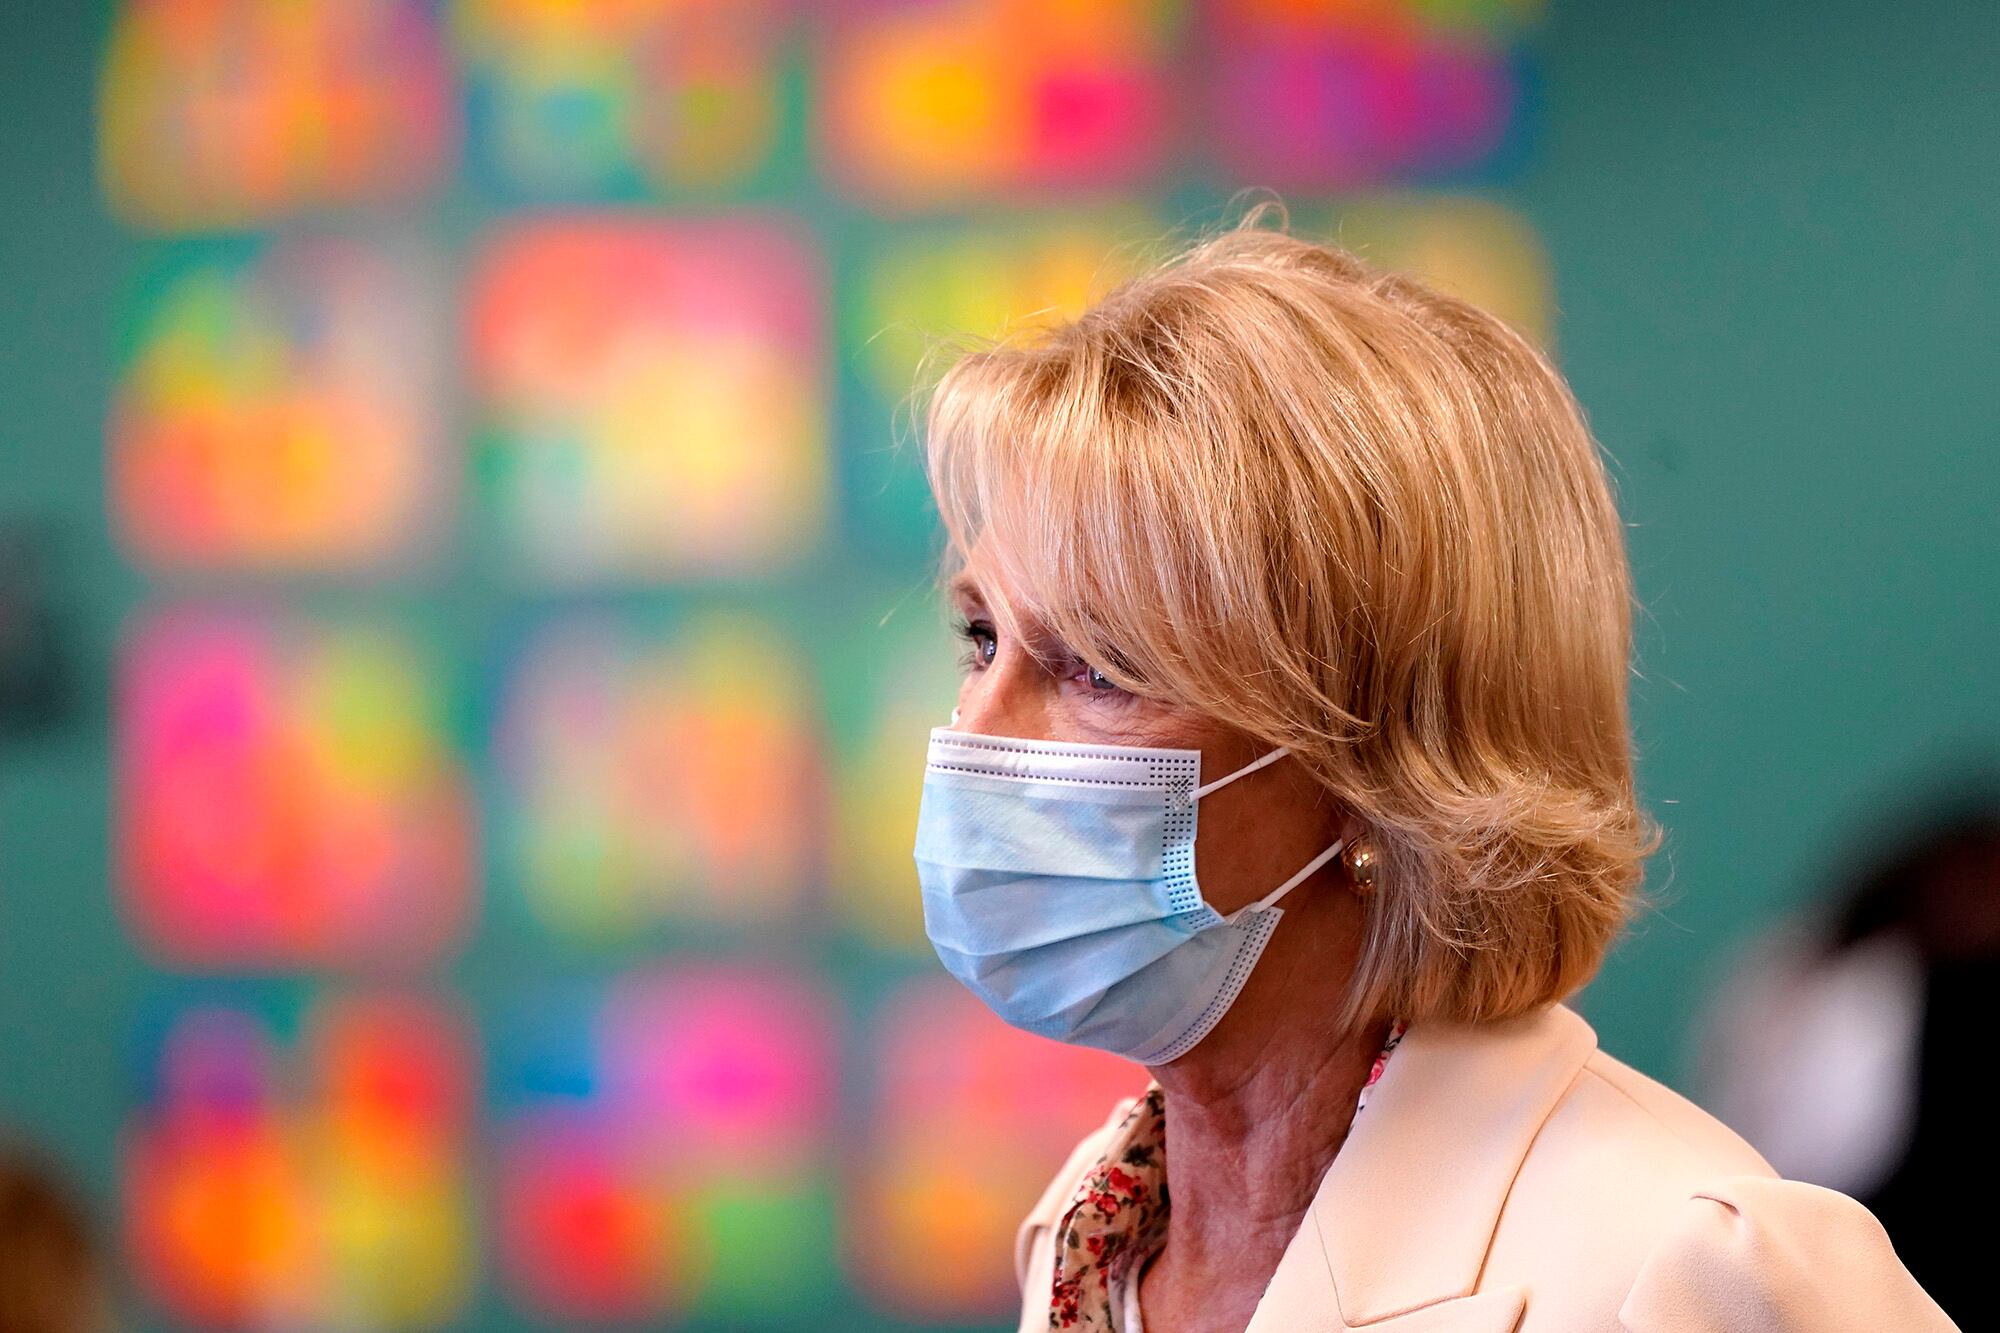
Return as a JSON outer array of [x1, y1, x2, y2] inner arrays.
[[1226, 837, 1348, 925], [1192, 744, 1292, 800]]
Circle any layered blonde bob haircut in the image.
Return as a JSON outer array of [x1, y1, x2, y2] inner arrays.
[[914, 201, 1663, 1030]]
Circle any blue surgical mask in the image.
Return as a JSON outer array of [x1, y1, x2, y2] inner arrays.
[[913, 709, 1345, 1065]]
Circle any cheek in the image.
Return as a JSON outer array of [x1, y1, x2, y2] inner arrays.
[[1060, 700, 1191, 749]]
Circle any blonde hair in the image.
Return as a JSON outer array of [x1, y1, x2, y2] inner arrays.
[[914, 200, 1662, 1030]]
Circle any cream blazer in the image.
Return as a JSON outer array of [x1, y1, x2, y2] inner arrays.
[[1012, 1002, 1957, 1331]]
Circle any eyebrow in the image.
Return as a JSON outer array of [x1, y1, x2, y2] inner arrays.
[[948, 571, 1047, 652], [946, 570, 984, 604]]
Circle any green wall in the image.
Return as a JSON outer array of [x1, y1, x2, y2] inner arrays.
[[1520, 0, 1998, 1073]]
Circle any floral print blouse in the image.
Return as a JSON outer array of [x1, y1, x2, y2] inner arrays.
[[1048, 1018, 1409, 1332]]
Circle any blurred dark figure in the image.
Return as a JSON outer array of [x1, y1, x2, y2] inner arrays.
[[0, 521, 75, 739], [0, 1138, 108, 1333], [1695, 769, 2000, 1331]]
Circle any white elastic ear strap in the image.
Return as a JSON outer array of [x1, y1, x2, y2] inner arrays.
[[1243, 837, 1346, 916], [1193, 745, 1291, 800]]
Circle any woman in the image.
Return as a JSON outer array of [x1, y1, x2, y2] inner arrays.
[[908, 204, 1956, 1332]]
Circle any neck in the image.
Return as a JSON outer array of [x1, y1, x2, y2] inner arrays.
[[1148, 951, 1390, 1274]]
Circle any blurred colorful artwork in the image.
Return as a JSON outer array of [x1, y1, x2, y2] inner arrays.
[[851, 975, 1144, 1316], [125, 989, 473, 1329], [492, 610, 824, 943], [819, 0, 1184, 208], [458, 0, 796, 198], [98, 0, 453, 230], [829, 598, 963, 951], [495, 961, 838, 1320], [838, 210, 1157, 555], [117, 608, 474, 967], [89, 0, 1566, 1326], [846, 210, 1160, 407], [467, 216, 831, 580], [1206, 0, 1542, 189], [1312, 194, 1554, 345], [109, 235, 448, 573]]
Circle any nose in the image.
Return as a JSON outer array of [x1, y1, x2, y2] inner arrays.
[[951, 648, 1051, 741]]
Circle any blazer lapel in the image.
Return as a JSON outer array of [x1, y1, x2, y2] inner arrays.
[[1247, 1003, 1600, 1331], [1247, 1206, 1527, 1333]]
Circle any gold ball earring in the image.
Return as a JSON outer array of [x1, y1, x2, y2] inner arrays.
[[1343, 837, 1378, 894]]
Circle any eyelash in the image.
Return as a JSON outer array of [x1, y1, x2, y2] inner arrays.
[[951, 615, 993, 675], [951, 615, 1129, 701]]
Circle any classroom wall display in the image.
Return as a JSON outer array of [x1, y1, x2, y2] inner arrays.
[[465, 215, 831, 583], [98, 0, 455, 230], [493, 960, 839, 1321], [457, 0, 801, 200], [115, 607, 475, 969], [124, 986, 475, 1327], [109, 235, 451, 575], [96, 0, 1552, 1324], [488, 608, 825, 944]]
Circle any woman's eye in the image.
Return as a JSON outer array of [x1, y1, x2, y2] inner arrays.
[[1078, 662, 1122, 694], [953, 617, 996, 670]]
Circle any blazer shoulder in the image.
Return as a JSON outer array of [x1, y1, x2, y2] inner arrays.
[[1618, 1175, 1960, 1331], [1495, 1046, 1955, 1330], [1572, 1046, 1777, 1178], [1507, 1045, 1779, 1245], [1481, 1043, 1782, 1325]]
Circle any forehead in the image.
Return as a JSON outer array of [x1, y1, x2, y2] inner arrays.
[[946, 553, 1014, 607], [945, 555, 1052, 640]]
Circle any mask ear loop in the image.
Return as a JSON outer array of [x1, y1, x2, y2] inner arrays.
[[1223, 837, 1347, 926], [1192, 744, 1291, 800]]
